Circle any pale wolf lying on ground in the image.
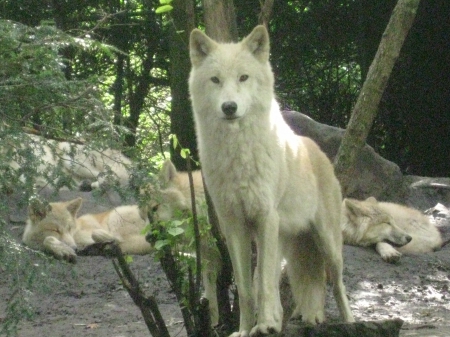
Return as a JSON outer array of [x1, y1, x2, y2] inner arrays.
[[23, 198, 150, 262], [149, 160, 222, 327], [8, 134, 131, 190], [189, 25, 354, 336], [342, 197, 443, 263]]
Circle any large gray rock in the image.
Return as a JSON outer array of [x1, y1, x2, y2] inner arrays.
[[282, 110, 403, 200]]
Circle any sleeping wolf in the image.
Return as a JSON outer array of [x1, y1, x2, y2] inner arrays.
[[8, 134, 130, 191], [189, 25, 354, 336], [342, 197, 442, 263], [23, 198, 150, 262], [150, 160, 222, 327]]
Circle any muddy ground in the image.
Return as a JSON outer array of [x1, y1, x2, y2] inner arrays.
[[1, 188, 450, 337]]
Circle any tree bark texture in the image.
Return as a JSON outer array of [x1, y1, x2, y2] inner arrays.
[[203, 0, 238, 42], [258, 0, 274, 28], [169, 0, 197, 170], [334, 0, 421, 196]]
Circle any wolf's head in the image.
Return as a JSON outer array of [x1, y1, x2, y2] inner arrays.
[[189, 25, 274, 121], [342, 197, 412, 248], [150, 160, 205, 222], [26, 197, 82, 250]]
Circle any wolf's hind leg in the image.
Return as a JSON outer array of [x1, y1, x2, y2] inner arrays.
[[283, 233, 326, 324], [91, 229, 119, 244], [313, 221, 355, 323]]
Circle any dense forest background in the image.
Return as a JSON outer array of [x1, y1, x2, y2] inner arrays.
[[1, 0, 449, 177]]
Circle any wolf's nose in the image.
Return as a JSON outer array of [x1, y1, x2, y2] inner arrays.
[[406, 235, 412, 243], [222, 101, 237, 116]]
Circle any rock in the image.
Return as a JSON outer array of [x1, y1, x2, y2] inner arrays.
[[400, 176, 450, 210], [282, 110, 450, 210], [282, 110, 403, 200]]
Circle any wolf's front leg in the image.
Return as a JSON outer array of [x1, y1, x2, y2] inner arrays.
[[376, 242, 402, 263], [43, 236, 77, 262], [221, 219, 254, 337], [250, 212, 283, 336]]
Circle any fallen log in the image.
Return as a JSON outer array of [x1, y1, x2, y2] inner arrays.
[[281, 318, 403, 337]]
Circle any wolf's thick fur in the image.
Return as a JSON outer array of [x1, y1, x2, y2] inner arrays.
[[23, 198, 150, 261], [151, 160, 222, 326], [189, 26, 354, 336], [342, 197, 442, 263]]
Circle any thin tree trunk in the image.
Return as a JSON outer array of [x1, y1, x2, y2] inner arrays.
[[169, 0, 197, 170], [203, 0, 238, 42], [258, 0, 274, 28], [201, 0, 238, 330], [334, 0, 421, 196]]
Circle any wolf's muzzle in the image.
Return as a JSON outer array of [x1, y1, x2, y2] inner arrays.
[[222, 101, 238, 117]]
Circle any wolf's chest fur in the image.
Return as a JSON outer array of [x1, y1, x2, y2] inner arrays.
[[199, 113, 286, 220]]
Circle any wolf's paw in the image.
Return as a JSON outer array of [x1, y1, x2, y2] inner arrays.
[[376, 242, 402, 263], [43, 237, 77, 263], [291, 308, 325, 325], [229, 331, 249, 337], [382, 251, 402, 263], [249, 323, 281, 336]]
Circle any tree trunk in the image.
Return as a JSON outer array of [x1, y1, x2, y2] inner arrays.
[[201, 0, 238, 330], [258, 0, 274, 28], [168, 0, 197, 170], [334, 0, 421, 196], [203, 0, 238, 42]]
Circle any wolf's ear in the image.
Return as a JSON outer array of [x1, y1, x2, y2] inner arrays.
[[344, 198, 367, 217], [190, 29, 217, 66], [159, 160, 177, 187], [243, 25, 270, 63], [66, 197, 83, 217], [28, 199, 50, 223], [365, 196, 377, 204]]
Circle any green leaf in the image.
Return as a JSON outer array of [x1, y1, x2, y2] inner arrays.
[[171, 220, 184, 227], [168, 227, 185, 237], [155, 239, 170, 250], [170, 134, 179, 149], [155, 5, 173, 14], [160, 0, 173, 4]]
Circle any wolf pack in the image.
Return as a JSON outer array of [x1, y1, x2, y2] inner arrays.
[[14, 26, 445, 336]]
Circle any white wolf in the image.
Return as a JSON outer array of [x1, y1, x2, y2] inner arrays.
[[149, 160, 222, 326], [189, 26, 354, 336], [342, 197, 443, 263], [23, 197, 150, 262], [7, 134, 130, 190]]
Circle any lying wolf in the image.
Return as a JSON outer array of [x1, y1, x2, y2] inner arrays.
[[342, 197, 443, 263], [7, 134, 131, 191], [23, 197, 150, 262], [149, 160, 222, 327]]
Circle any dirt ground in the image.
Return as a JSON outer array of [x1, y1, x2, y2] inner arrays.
[[1, 188, 450, 337]]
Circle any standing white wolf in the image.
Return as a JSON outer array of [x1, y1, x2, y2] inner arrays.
[[189, 26, 354, 336]]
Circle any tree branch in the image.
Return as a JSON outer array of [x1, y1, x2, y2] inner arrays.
[[334, 0, 421, 196]]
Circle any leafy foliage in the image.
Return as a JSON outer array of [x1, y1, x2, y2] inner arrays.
[[0, 20, 115, 137]]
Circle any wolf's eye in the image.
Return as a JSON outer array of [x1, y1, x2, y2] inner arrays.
[[211, 76, 220, 84], [239, 75, 249, 82]]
